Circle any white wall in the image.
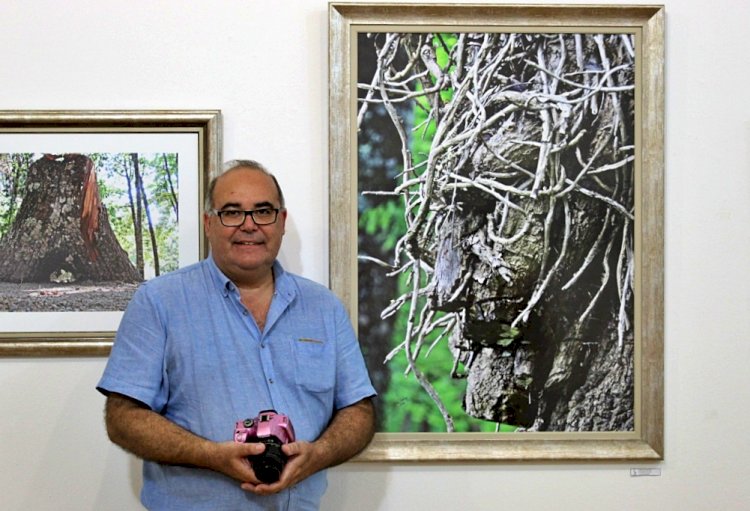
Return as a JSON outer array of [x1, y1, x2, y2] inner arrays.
[[1, 1, 749, 509]]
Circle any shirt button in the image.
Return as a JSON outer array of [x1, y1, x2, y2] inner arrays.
[[268, 378, 274, 384], [261, 343, 265, 349]]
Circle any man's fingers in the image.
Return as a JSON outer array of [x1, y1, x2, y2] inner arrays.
[[238, 442, 266, 456], [281, 441, 300, 456]]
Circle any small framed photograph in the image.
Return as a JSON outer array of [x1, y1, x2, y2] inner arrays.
[[0, 110, 221, 356]]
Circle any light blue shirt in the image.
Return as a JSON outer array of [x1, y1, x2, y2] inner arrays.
[[97, 256, 376, 511]]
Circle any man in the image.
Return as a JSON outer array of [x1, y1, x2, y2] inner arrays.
[[97, 160, 376, 510]]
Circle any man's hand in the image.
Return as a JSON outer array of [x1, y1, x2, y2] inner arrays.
[[240, 440, 321, 495], [206, 441, 268, 484]]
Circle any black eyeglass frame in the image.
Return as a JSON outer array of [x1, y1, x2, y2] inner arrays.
[[211, 208, 282, 227]]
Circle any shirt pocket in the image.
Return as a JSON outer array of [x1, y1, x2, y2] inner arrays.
[[294, 337, 335, 393]]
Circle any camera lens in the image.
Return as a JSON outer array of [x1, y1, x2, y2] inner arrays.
[[250, 439, 286, 484]]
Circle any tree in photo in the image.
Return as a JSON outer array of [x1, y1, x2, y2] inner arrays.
[[358, 32, 636, 432], [0, 154, 141, 283]]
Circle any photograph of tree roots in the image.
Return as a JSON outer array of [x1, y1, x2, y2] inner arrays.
[[0, 153, 179, 312], [357, 31, 636, 433]]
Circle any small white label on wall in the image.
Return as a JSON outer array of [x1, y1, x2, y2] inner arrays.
[[630, 468, 662, 477]]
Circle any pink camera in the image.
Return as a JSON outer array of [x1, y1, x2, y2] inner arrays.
[[234, 409, 295, 483]]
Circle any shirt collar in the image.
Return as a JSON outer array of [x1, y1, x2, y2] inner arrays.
[[205, 253, 294, 302]]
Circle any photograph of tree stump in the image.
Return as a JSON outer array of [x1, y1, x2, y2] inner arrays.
[[0, 153, 179, 312], [356, 32, 636, 433]]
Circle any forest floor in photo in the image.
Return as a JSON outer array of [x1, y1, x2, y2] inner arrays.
[[0, 281, 139, 312]]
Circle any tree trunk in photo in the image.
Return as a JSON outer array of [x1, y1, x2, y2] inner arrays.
[[162, 153, 178, 220], [0, 154, 141, 283], [137, 161, 160, 277], [451, 193, 634, 431], [131, 153, 145, 278]]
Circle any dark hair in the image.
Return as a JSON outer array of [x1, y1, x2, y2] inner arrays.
[[204, 159, 286, 212]]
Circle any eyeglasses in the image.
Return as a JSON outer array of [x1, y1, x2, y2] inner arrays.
[[212, 207, 281, 227]]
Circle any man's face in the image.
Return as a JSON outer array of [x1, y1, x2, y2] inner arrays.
[[203, 167, 287, 282]]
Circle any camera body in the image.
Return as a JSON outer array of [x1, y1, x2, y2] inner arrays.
[[234, 409, 296, 484]]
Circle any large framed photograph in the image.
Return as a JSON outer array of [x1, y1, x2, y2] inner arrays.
[[329, 4, 663, 460], [0, 110, 221, 356]]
